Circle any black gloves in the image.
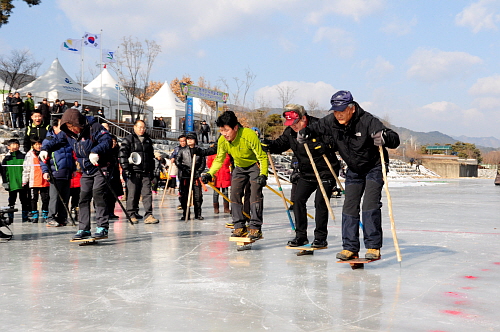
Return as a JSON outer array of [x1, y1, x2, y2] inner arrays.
[[290, 171, 300, 184], [201, 173, 212, 184], [256, 174, 267, 187], [371, 130, 385, 146], [297, 127, 311, 144]]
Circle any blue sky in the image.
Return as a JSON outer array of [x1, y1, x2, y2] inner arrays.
[[2, 0, 500, 140]]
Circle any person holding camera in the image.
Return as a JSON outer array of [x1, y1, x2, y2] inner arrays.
[[119, 119, 158, 224]]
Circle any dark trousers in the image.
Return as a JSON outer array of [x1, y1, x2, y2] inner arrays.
[[30, 187, 50, 212], [230, 164, 263, 230], [79, 171, 109, 231], [126, 172, 153, 218], [342, 165, 384, 252], [48, 179, 70, 222], [293, 177, 334, 241], [69, 187, 80, 209], [8, 188, 29, 211], [243, 181, 251, 217], [179, 178, 203, 217], [11, 113, 22, 128], [213, 187, 228, 204], [201, 132, 209, 143]]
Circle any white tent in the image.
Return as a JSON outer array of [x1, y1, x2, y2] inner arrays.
[[18, 58, 103, 106], [147, 81, 216, 131], [86, 68, 154, 124], [147, 81, 185, 131]]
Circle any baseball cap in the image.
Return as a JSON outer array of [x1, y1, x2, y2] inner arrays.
[[283, 104, 306, 126], [329, 90, 353, 111]]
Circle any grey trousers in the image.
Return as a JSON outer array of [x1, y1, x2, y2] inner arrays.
[[230, 164, 264, 230], [126, 172, 153, 218], [79, 171, 109, 231], [48, 178, 70, 222]]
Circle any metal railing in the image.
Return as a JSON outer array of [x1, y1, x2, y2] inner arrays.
[[95, 116, 182, 140]]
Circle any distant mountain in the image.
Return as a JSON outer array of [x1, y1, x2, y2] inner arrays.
[[451, 135, 500, 149]]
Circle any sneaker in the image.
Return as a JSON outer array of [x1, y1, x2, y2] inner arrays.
[[47, 220, 63, 227], [195, 216, 204, 220], [94, 227, 108, 239], [248, 228, 263, 240], [311, 239, 328, 248], [287, 237, 309, 247], [365, 249, 380, 260], [72, 230, 92, 240], [177, 205, 183, 210], [231, 227, 248, 238], [336, 250, 358, 260], [129, 215, 139, 224], [144, 215, 159, 224]]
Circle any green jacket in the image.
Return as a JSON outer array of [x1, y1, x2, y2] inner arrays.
[[1, 151, 26, 191], [24, 98, 35, 113], [208, 127, 268, 177]]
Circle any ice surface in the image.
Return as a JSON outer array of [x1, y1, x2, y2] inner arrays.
[[0, 178, 499, 331]]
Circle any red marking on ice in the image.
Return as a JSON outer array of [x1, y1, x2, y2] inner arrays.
[[461, 287, 474, 289], [481, 269, 490, 271], [444, 292, 465, 298], [493, 262, 500, 265], [441, 310, 463, 316], [454, 300, 467, 305], [464, 276, 478, 279]]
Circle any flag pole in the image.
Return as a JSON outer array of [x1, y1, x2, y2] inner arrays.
[[80, 37, 84, 108], [99, 29, 103, 111]]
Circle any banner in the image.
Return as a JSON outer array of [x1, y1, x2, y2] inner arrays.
[[83, 32, 101, 48], [186, 97, 194, 132], [60, 39, 82, 54], [102, 49, 116, 63]]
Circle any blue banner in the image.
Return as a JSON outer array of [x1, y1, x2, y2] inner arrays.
[[186, 96, 194, 132]]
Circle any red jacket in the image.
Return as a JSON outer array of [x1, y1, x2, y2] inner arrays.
[[207, 154, 231, 188]]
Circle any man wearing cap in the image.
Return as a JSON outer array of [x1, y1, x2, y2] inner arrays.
[[262, 104, 340, 248], [201, 111, 268, 240], [40, 108, 113, 240], [119, 119, 159, 224], [298, 90, 400, 261]]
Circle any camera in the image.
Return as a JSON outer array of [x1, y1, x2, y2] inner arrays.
[[0, 206, 18, 227]]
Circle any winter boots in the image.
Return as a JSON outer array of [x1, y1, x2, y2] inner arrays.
[[365, 249, 381, 260], [336, 250, 358, 261], [248, 228, 263, 241], [41, 210, 49, 223], [223, 200, 230, 213], [213, 203, 220, 214]]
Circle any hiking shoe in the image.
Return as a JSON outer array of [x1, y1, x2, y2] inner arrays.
[[336, 250, 358, 261], [365, 249, 380, 260], [0, 230, 11, 239], [144, 215, 159, 224], [177, 205, 183, 210], [72, 230, 92, 240], [311, 239, 328, 248], [94, 227, 108, 239], [248, 228, 263, 240], [129, 215, 139, 224], [47, 220, 63, 227], [231, 227, 248, 238], [287, 237, 309, 247]]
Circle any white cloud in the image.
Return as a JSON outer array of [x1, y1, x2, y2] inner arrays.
[[381, 17, 417, 36], [469, 74, 500, 94], [366, 56, 394, 80], [313, 27, 355, 58], [254, 81, 336, 109], [306, 0, 385, 23], [474, 97, 500, 109], [407, 48, 483, 82], [455, 0, 500, 33]]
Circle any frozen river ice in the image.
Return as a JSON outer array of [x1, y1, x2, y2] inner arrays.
[[0, 178, 499, 331]]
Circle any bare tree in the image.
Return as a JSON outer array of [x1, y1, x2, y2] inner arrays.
[[276, 84, 297, 108], [307, 99, 320, 117], [0, 49, 41, 92], [218, 68, 256, 110], [110, 36, 161, 122]]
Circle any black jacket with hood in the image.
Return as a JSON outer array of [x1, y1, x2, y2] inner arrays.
[[306, 102, 400, 174]]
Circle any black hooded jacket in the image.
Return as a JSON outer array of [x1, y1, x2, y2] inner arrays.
[[119, 132, 155, 175], [267, 115, 339, 180], [307, 103, 400, 174], [175, 146, 206, 179]]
